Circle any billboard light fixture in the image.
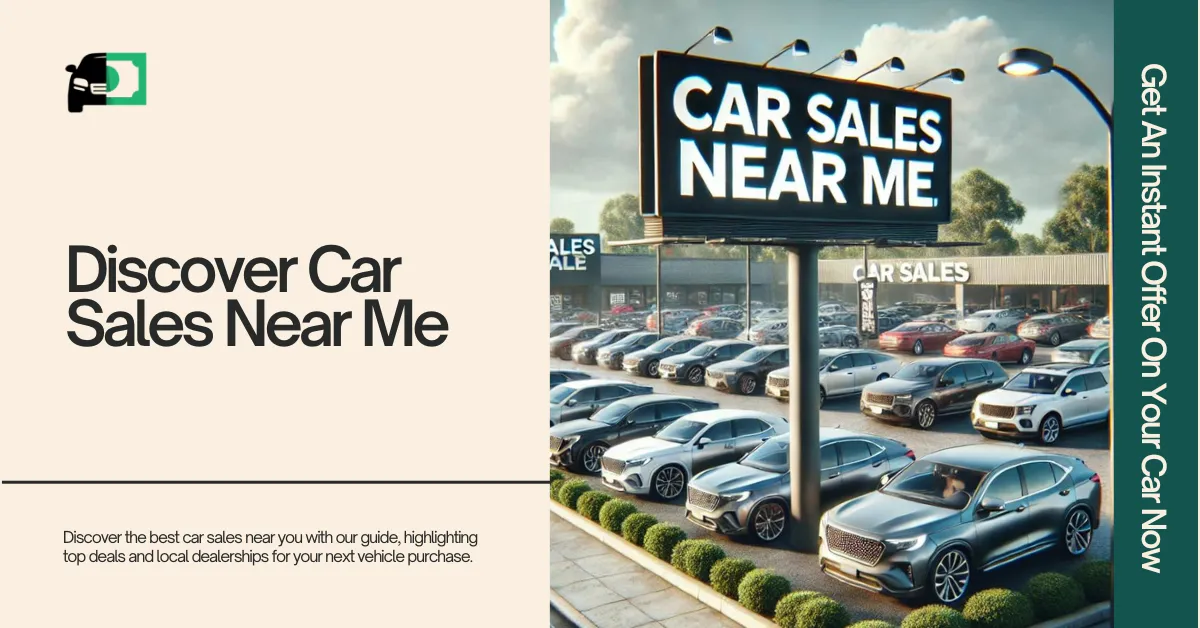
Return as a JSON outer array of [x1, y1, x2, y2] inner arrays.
[[762, 39, 810, 67], [684, 26, 733, 55]]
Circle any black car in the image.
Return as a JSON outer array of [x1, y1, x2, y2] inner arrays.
[[623, 335, 710, 378], [549, 379, 654, 426], [550, 325, 603, 359], [550, 322, 580, 337], [549, 394, 718, 473], [597, 331, 661, 370], [704, 344, 790, 395], [66, 54, 109, 113], [658, 339, 756, 385], [572, 327, 639, 364], [550, 369, 591, 390]]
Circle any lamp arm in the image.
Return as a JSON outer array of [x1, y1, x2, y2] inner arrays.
[[1052, 66, 1113, 131], [854, 60, 886, 82], [809, 57, 837, 75], [683, 30, 710, 55], [762, 46, 788, 68]]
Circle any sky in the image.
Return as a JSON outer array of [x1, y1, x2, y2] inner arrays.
[[549, 0, 1114, 236]]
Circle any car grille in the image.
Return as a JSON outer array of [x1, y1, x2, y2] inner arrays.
[[825, 526, 885, 566], [768, 375, 789, 388], [865, 392, 894, 406], [687, 486, 722, 511], [623, 358, 638, 368], [549, 436, 564, 452], [979, 404, 1016, 418], [600, 457, 626, 475], [660, 363, 676, 376]]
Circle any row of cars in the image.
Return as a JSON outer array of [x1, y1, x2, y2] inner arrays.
[[547, 371, 1103, 605]]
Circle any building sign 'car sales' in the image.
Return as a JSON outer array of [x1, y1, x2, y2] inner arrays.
[[640, 52, 952, 241], [550, 234, 601, 287]]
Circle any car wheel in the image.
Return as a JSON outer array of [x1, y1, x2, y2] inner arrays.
[[611, 353, 624, 368], [819, 387, 826, 407], [930, 547, 971, 604], [557, 346, 571, 360], [646, 360, 660, 377], [1063, 507, 1094, 556], [912, 340, 924, 356], [738, 374, 758, 395], [686, 366, 704, 385], [915, 401, 937, 429], [1049, 331, 1062, 346], [1039, 414, 1062, 444], [843, 335, 859, 348], [580, 443, 608, 474], [876, 373, 890, 381], [986, 323, 996, 331], [749, 501, 787, 542], [990, 352, 998, 361], [1020, 349, 1032, 365], [651, 466, 686, 501]]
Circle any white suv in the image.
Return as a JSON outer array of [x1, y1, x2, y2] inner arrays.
[[971, 363, 1110, 444]]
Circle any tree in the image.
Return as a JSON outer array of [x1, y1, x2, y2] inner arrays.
[[939, 169, 1025, 256], [1042, 164, 1108, 253], [1017, 233, 1048, 255], [550, 217, 576, 234], [598, 193, 651, 254]]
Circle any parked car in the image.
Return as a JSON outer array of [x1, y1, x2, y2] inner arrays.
[[550, 322, 579, 337], [943, 332, 1036, 365], [752, 307, 784, 322], [818, 325, 861, 348], [1017, 313, 1090, 346], [971, 363, 1110, 444], [957, 308, 1029, 333], [549, 394, 719, 473], [819, 444, 1102, 604], [622, 335, 708, 378], [685, 429, 915, 542], [827, 312, 858, 327], [549, 379, 654, 426], [1049, 339, 1110, 365], [860, 358, 1008, 429], [874, 315, 906, 335], [925, 310, 959, 326], [659, 339, 756, 385], [646, 309, 702, 332], [597, 331, 660, 370], [1058, 303, 1108, 321], [879, 321, 964, 356], [818, 303, 849, 315], [749, 320, 788, 344], [1087, 316, 1110, 339], [571, 327, 639, 365], [550, 325, 603, 360], [599, 409, 789, 500], [550, 369, 591, 390], [705, 344, 790, 395], [686, 316, 745, 339], [705, 304, 745, 319], [767, 349, 904, 407]]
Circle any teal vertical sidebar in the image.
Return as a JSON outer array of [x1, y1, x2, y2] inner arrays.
[[1112, 1, 1197, 625]]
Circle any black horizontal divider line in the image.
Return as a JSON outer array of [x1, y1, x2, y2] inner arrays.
[[2, 480, 551, 485]]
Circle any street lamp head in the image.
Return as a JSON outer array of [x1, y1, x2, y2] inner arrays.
[[947, 68, 966, 83], [790, 39, 810, 56], [998, 47, 1054, 76], [684, 26, 734, 55], [840, 49, 858, 65], [885, 56, 905, 72]]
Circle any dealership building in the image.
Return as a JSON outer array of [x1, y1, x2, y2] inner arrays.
[[552, 252, 1109, 314]]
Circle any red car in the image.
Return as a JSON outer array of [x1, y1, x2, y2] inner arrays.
[[943, 331, 1035, 365], [878, 321, 963, 355]]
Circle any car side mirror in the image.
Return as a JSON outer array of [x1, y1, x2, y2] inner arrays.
[[65, 64, 77, 72], [697, 437, 713, 448], [828, 364, 839, 372], [566, 398, 578, 406], [879, 473, 892, 487], [938, 379, 951, 388], [1062, 389, 1077, 397], [979, 497, 1005, 513]]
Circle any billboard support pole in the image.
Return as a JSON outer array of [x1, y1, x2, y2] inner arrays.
[[745, 246, 752, 330], [656, 245, 663, 333], [787, 245, 821, 553]]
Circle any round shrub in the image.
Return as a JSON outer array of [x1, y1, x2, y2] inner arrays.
[[737, 568, 792, 617], [710, 557, 756, 598], [899, 605, 969, 628], [848, 622, 896, 628], [643, 523, 688, 562], [1023, 572, 1085, 619], [1073, 560, 1112, 603], [621, 513, 658, 546], [962, 589, 1034, 628], [792, 597, 851, 628], [774, 591, 828, 627], [549, 469, 565, 483], [550, 478, 565, 500], [670, 539, 700, 571], [598, 499, 638, 534], [576, 491, 612, 521], [557, 480, 590, 509], [683, 540, 726, 582]]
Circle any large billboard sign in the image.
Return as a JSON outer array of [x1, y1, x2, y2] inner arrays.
[[550, 233, 601, 287], [640, 51, 952, 241]]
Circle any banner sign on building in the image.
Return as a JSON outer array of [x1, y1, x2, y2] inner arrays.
[[853, 261, 970, 283], [550, 233, 601, 287], [858, 278, 878, 337]]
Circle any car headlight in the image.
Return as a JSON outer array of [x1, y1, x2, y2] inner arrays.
[[721, 491, 751, 504], [886, 535, 927, 552], [73, 77, 88, 87], [893, 394, 913, 404], [562, 436, 581, 449], [625, 457, 652, 467], [1016, 405, 1036, 415]]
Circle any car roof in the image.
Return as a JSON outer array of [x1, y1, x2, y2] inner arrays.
[[818, 348, 854, 357], [924, 444, 1050, 470], [609, 394, 713, 406], [1057, 339, 1108, 349], [766, 428, 895, 445], [564, 378, 646, 389], [908, 357, 991, 367], [550, 369, 589, 376], [705, 338, 755, 347], [971, 309, 1001, 315], [680, 409, 784, 424], [1023, 362, 1103, 374], [958, 331, 1005, 338]]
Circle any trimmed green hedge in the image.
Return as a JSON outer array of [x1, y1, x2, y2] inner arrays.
[[670, 539, 700, 571], [550, 478, 565, 500], [1073, 560, 1112, 603], [621, 513, 658, 546], [598, 499, 638, 534], [792, 597, 851, 628], [556, 479, 590, 509], [576, 491, 612, 521], [1024, 572, 1085, 619], [681, 540, 725, 582], [738, 568, 791, 617], [549, 469, 565, 483], [710, 557, 756, 599], [962, 589, 1034, 628], [848, 622, 896, 628], [643, 523, 688, 562], [774, 591, 828, 627], [899, 605, 969, 628]]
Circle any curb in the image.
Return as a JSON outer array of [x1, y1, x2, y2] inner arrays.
[[1030, 601, 1112, 628], [550, 588, 598, 628], [551, 501, 774, 628]]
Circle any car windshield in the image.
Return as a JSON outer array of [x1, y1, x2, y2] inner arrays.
[[893, 363, 944, 382], [968, 312, 993, 319], [735, 347, 772, 362], [646, 338, 678, 352], [590, 400, 634, 425], [656, 419, 705, 443], [549, 387, 575, 404], [819, 355, 834, 368], [950, 336, 986, 347], [592, 330, 622, 343], [1004, 372, 1065, 393], [882, 460, 986, 509], [686, 343, 719, 357], [741, 439, 788, 473], [892, 323, 924, 332], [613, 334, 648, 348]]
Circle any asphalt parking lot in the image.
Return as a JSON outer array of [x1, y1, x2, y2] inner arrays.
[[550, 352, 1112, 624]]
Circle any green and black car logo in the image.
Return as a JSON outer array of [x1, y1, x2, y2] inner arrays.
[[65, 52, 147, 112]]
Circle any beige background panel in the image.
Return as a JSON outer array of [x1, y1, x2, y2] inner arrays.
[[0, 1, 548, 625]]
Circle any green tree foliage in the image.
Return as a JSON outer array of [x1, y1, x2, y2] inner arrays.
[[1016, 233, 1048, 255], [1042, 164, 1108, 253], [550, 217, 577, 234], [937, 169, 1025, 257], [598, 194, 651, 254]]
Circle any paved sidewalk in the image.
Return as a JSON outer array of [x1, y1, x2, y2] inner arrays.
[[551, 513, 741, 628]]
